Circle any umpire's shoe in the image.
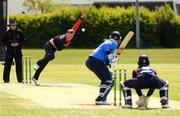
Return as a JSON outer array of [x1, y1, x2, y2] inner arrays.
[[32, 78, 40, 86]]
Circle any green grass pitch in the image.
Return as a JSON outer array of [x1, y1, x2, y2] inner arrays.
[[0, 49, 180, 117]]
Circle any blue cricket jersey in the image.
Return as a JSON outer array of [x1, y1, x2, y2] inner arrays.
[[90, 39, 118, 63]]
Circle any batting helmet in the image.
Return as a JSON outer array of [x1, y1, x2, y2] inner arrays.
[[138, 55, 150, 67], [110, 31, 121, 40]]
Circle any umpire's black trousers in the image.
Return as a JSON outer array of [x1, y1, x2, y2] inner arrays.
[[3, 49, 22, 83]]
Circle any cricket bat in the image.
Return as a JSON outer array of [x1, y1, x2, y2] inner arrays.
[[117, 31, 134, 55]]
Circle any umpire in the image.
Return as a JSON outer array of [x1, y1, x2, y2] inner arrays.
[[1, 20, 25, 83]]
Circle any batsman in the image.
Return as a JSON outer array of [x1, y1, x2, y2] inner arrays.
[[86, 31, 121, 105], [120, 55, 169, 109], [32, 12, 84, 86]]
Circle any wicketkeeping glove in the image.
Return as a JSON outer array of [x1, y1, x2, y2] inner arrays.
[[136, 94, 146, 108]]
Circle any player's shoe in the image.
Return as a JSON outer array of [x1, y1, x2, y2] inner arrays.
[[95, 101, 110, 105], [33, 64, 39, 71], [122, 104, 132, 109], [95, 96, 110, 105], [162, 104, 170, 109], [161, 99, 170, 109], [32, 78, 40, 86]]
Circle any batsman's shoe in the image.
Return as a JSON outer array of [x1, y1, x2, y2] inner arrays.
[[32, 78, 40, 86], [95, 96, 110, 105], [122, 104, 132, 109], [95, 96, 104, 101], [95, 101, 110, 105]]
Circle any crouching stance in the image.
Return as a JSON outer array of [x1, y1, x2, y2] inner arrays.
[[86, 31, 121, 105], [32, 13, 84, 86], [120, 55, 169, 109]]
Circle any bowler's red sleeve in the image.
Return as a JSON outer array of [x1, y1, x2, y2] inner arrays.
[[72, 18, 83, 32], [65, 18, 84, 47]]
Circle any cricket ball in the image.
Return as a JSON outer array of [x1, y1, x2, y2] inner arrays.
[[81, 28, 85, 32]]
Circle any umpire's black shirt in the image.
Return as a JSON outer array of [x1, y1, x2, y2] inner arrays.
[[2, 29, 24, 53]]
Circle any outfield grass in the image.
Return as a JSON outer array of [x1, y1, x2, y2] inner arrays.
[[22, 48, 180, 64], [0, 49, 180, 116]]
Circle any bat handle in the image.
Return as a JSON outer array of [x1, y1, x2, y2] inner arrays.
[[116, 48, 123, 55]]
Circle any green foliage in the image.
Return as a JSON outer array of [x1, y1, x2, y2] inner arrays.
[[10, 5, 180, 48], [139, 7, 159, 47], [174, 16, 180, 47], [155, 4, 178, 48]]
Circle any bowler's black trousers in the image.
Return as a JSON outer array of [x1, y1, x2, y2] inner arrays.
[[33, 42, 56, 80]]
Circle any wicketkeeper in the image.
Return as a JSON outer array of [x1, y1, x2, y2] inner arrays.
[[120, 55, 169, 109], [32, 12, 84, 86], [86, 31, 121, 105]]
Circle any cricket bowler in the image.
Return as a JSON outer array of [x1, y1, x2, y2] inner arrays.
[[32, 12, 84, 86]]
